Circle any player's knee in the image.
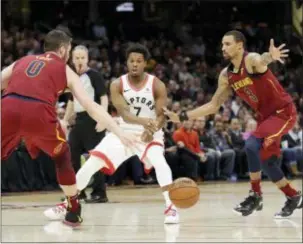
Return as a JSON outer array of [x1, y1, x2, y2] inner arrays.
[[245, 136, 262, 154], [261, 156, 284, 183], [53, 146, 76, 185]]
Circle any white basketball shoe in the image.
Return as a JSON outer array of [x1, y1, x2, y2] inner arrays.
[[44, 202, 67, 220], [164, 204, 179, 224]]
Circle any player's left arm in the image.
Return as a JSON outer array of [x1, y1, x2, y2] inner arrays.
[[246, 39, 289, 73], [1, 62, 15, 90], [140, 78, 167, 143], [153, 78, 168, 130]]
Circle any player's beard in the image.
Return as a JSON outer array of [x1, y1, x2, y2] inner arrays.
[[223, 52, 231, 60], [63, 50, 70, 63]]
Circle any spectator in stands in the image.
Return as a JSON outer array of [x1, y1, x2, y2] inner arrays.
[[211, 121, 236, 180], [173, 120, 216, 181], [164, 129, 180, 179], [193, 117, 219, 180], [281, 120, 303, 176], [229, 118, 247, 178], [242, 119, 257, 140]]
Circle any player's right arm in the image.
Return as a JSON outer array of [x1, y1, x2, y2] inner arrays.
[[110, 79, 158, 132], [164, 68, 232, 122], [66, 66, 139, 146], [246, 39, 289, 74], [63, 100, 75, 124], [1, 62, 15, 90]]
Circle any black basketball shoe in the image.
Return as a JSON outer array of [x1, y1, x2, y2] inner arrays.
[[233, 190, 263, 216], [274, 191, 303, 218], [63, 204, 83, 227]]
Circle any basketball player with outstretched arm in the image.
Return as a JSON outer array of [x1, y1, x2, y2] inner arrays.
[[1, 30, 138, 227], [164, 30, 302, 218], [44, 43, 180, 224]]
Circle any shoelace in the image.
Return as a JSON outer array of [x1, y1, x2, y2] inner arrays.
[[241, 196, 255, 207], [164, 204, 177, 216], [53, 203, 66, 214], [282, 198, 296, 211]]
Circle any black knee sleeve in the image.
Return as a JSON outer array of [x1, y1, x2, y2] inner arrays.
[[245, 136, 262, 173], [261, 156, 284, 183]]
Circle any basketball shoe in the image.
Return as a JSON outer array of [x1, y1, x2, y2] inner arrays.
[[274, 191, 303, 218], [164, 204, 179, 224], [63, 204, 83, 227], [44, 201, 82, 227], [233, 190, 263, 216], [44, 202, 67, 220]]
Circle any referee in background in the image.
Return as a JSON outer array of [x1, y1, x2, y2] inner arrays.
[[64, 45, 108, 203]]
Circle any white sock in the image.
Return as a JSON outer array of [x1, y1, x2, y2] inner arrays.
[[76, 155, 106, 191], [163, 191, 172, 206], [146, 146, 173, 187], [145, 146, 173, 207]]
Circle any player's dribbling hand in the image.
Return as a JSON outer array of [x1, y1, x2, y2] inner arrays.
[[269, 39, 289, 64], [142, 118, 158, 133], [141, 130, 154, 143], [162, 107, 180, 123]]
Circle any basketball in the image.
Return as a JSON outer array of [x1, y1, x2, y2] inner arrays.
[[169, 177, 200, 209]]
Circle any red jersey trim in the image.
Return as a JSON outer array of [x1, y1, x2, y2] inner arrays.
[[152, 76, 156, 98], [119, 77, 123, 94], [126, 73, 149, 91]]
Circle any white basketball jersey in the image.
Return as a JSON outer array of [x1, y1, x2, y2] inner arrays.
[[117, 73, 163, 140]]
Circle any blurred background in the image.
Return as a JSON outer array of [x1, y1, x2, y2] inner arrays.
[[1, 0, 302, 192]]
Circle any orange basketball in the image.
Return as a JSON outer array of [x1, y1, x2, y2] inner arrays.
[[169, 177, 200, 209]]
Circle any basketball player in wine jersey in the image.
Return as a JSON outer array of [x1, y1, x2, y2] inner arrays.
[[45, 43, 179, 224], [164, 30, 302, 218], [1, 30, 139, 227]]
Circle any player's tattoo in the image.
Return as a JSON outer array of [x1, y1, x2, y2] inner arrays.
[[216, 89, 231, 106], [260, 52, 273, 66], [212, 68, 232, 107]]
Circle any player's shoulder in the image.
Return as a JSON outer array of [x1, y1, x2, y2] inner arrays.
[[110, 77, 121, 88], [220, 67, 228, 76], [244, 52, 261, 65], [148, 73, 165, 86], [17, 54, 36, 63], [218, 67, 229, 82]]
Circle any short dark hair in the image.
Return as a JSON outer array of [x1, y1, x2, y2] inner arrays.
[[224, 30, 246, 46], [44, 29, 72, 52], [126, 43, 150, 60]]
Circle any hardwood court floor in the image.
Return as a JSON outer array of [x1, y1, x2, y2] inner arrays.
[[1, 180, 302, 243]]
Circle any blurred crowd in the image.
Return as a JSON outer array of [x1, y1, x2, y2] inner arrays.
[[2, 2, 303, 190]]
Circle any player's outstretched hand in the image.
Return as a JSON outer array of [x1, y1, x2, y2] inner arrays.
[[162, 107, 180, 123], [269, 39, 289, 64]]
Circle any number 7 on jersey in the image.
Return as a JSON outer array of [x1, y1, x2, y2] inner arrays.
[[134, 106, 141, 116]]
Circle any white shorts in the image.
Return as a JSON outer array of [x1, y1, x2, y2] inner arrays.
[[90, 132, 164, 175]]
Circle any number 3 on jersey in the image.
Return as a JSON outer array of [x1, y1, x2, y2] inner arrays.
[[25, 60, 46, 77]]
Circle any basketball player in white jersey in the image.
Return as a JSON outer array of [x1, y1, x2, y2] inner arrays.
[[44, 43, 179, 224]]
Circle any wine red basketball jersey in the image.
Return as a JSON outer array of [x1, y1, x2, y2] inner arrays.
[[227, 52, 292, 120], [4, 52, 67, 105]]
